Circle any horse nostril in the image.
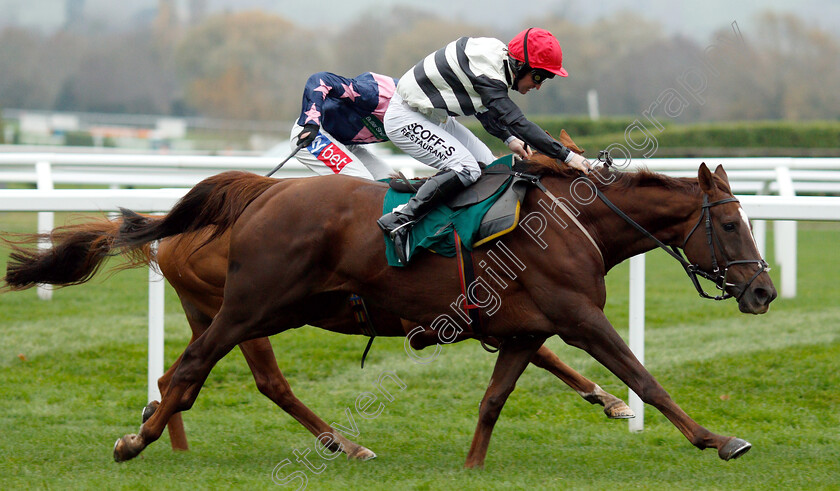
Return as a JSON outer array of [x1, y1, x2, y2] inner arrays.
[[753, 287, 774, 305]]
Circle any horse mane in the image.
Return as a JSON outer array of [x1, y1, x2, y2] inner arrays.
[[518, 154, 702, 193]]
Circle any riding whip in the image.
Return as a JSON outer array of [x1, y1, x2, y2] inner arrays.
[[265, 141, 306, 177]]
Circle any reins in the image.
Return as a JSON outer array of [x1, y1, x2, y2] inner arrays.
[[584, 175, 768, 301], [388, 159, 769, 361], [591, 186, 763, 301], [494, 161, 768, 302]]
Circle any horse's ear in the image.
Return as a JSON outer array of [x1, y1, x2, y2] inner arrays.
[[712, 164, 732, 182], [558, 129, 585, 156], [698, 162, 715, 195], [713, 164, 733, 193]]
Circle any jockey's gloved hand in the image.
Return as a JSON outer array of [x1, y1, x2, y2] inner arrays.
[[506, 137, 534, 159], [296, 124, 320, 147], [564, 152, 592, 175]]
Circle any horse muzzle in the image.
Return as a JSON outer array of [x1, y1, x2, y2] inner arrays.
[[734, 269, 777, 314]]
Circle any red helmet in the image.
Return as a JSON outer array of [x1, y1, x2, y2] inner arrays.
[[508, 27, 568, 77]]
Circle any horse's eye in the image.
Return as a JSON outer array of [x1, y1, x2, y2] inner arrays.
[[723, 222, 736, 232]]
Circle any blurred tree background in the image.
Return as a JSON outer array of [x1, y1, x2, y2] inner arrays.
[[0, 7, 837, 124]]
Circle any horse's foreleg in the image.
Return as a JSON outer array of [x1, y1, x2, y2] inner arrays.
[[559, 310, 751, 461], [479, 336, 633, 419], [238, 337, 376, 460], [528, 345, 634, 419], [464, 335, 547, 469]]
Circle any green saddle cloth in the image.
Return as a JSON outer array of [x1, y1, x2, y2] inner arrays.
[[382, 155, 515, 267]]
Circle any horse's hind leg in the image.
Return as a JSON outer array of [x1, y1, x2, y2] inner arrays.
[[145, 318, 374, 458], [403, 321, 632, 418], [113, 314, 243, 462], [528, 345, 634, 419], [142, 348, 190, 451], [238, 338, 376, 460], [113, 287, 331, 462], [141, 297, 214, 451], [142, 304, 374, 458]]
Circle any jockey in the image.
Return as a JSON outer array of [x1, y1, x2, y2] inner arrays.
[[377, 27, 592, 264], [291, 71, 398, 180]]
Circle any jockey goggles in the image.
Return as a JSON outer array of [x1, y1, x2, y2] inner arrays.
[[530, 68, 555, 84]]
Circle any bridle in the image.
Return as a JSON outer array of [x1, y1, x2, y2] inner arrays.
[[585, 151, 769, 300], [679, 195, 770, 300], [590, 181, 770, 301], [501, 157, 770, 301]]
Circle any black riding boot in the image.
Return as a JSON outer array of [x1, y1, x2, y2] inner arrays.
[[377, 170, 467, 264]]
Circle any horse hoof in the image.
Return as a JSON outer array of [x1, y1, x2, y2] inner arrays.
[[141, 401, 159, 424], [719, 437, 751, 461], [348, 446, 377, 461], [113, 434, 144, 462], [113, 437, 128, 462], [604, 400, 635, 419]]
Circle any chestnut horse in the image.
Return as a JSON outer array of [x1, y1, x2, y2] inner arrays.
[[96, 157, 775, 467], [2, 179, 631, 459]]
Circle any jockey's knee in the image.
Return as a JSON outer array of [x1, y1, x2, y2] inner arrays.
[[455, 162, 482, 185]]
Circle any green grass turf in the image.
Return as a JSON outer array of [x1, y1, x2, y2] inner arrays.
[[0, 212, 838, 490]]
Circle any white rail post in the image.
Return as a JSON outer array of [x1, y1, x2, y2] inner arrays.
[[774, 167, 797, 298], [107, 183, 121, 220], [628, 253, 645, 432], [148, 241, 165, 403], [752, 220, 767, 257], [35, 161, 54, 300], [752, 179, 771, 257]]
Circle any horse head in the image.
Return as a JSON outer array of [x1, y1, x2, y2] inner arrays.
[[682, 163, 777, 313]]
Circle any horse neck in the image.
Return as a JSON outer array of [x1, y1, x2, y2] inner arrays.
[[592, 179, 702, 271]]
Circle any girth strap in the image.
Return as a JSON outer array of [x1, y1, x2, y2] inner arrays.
[[454, 231, 499, 354], [349, 294, 377, 368]]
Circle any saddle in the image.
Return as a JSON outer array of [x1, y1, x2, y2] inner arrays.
[[382, 155, 529, 267], [389, 168, 511, 208], [381, 129, 587, 267]]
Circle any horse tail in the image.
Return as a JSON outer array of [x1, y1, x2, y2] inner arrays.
[[2, 215, 153, 291], [2, 171, 276, 292], [117, 170, 277, 249]]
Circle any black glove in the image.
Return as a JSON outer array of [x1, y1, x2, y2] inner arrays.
[[296, 124, 320, 147]]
